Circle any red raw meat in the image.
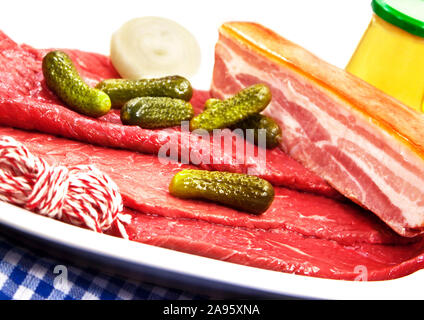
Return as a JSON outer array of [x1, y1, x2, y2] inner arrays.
[[0, 31, 337, 198], [1, 30, 424, 281], [211, 22, 424, 237], [2, 125, 424, 281], [128, 214, 424, 281]]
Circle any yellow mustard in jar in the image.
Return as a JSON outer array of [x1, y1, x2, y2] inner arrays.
[[346, 0, 424, 112]]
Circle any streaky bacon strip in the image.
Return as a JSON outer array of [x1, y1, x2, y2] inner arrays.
[[0, 31, 337, 198], [210, 22, 424, 237]]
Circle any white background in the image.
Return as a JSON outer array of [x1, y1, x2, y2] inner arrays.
[[0, 0, 372, 89]]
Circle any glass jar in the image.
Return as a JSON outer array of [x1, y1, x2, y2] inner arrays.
[[346, 0, 424, 112]]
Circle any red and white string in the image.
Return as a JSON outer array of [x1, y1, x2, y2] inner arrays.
[[0, 136, 131, 238]]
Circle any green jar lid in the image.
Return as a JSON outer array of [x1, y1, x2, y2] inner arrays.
[[372, 0, 424, 37]]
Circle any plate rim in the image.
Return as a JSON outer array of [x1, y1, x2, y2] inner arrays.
[[0, 200, 423, 300]]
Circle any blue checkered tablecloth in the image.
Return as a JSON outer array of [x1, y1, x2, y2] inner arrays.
[[0, 235, 206, 300]]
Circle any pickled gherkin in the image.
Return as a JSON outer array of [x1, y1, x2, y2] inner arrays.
[[190, 84, 271, 131], [96, 75, 193, 108], [203, 98, 221, 110], [203, 98, 282, 149], [42, 51, 111, 117], [235, 114, 282, 149], [169, 169, 274, 214], [121, 97, 194, 129]]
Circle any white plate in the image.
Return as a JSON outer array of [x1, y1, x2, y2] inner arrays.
[[0, 0, 422, 300], [1, 200, 423, 300]]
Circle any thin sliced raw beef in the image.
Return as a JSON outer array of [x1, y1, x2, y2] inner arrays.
[[211, 22, 424, 237], [2, 30, 424, 281], [0, 31, 338, 198], [128, 213, 424, 281], [2, 125, 424, 280]]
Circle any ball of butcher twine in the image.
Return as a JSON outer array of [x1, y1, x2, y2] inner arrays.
[[0, 136, 131, 239]]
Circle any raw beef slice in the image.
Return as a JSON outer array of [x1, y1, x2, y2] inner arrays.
[[211, 22, 424, 237], [3, 125, 424, 281], [1, 31, 424, 281], [0, 31, 338, 198]]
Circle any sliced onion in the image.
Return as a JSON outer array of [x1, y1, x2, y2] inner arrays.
[[110, 17, 201, 79]]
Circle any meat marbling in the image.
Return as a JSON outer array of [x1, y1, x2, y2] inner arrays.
[[1, 30, 424, 280], [211, 22, 424, 237]]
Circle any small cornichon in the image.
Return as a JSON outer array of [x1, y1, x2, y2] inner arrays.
[[96, 76, 193, 108], [203, 98, 221, 110], [169, 169, 275, 215], [121, 97, 194, 129], [189, 84, 271, 131], [42, 51, 111, 117], [234, 114, 282, 149], [204, 98, 282, 149]]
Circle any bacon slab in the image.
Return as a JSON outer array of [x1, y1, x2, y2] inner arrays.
[[211, 22, 424, 237]]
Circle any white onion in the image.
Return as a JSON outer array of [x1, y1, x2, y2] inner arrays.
[[110, 17, 201, 79]]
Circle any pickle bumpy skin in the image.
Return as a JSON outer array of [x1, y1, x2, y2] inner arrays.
[[204, 98, 282, 149], [169, 169, 275, 215], [190, 84, 272, 132], [203, 98, 221, 110], [235, 114, 282, 149], [121, 97, 194, 129], [42, 51, 111, 117], [96, 75, 193, 108]]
